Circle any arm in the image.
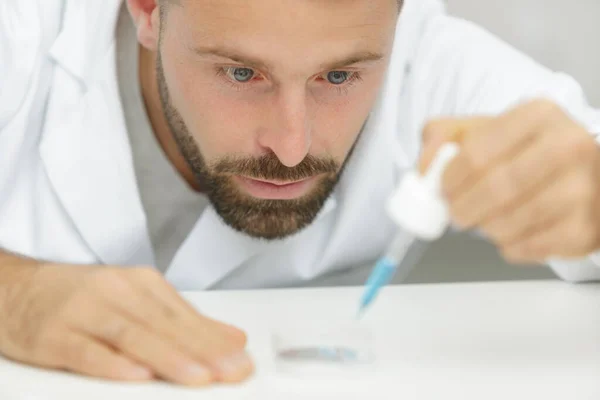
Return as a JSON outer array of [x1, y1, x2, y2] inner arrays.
[[0, 254, 252, 385], [0, 250, 40, 289], [410, 15, 600, 282]]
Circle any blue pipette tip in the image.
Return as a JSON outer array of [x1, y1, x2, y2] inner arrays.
[[357, 257, 397, 317], [356, 306, 367, 320]]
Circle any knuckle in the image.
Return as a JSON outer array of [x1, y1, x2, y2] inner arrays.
[[461, 147, 487, 171], [225, 328, 248, 348], [482, 219, 510, 243], [104, 318, 135, 347], [422, 120, 447, 142], [89, 268, 128, 291], [529, 241, 549, 257], [500, 245, 525, 263], [548, 140, 571, 166], [505, 163, 529, 192], [57, 292, 88, 321], [487, 167, 515, 203], [570, 133, 596, 160], [4, 311, 56, 357], [569, 173, 594, 203], [213, 323, 248, 348], [138, 267, 163, 281], [502, 167, 524, 199], [450, 210, 469, 228], [517, 237, 546, 258], [521, 235, 551, 259], [63, 337, 96, 371], [128, 266, 163, 283], [528, 98, 561, 117], [520, 195, 549, 228], [529, 203, 549, 229], [33, 324, 68, 363]]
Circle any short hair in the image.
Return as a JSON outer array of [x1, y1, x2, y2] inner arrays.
[[160, 0, 403, 11]]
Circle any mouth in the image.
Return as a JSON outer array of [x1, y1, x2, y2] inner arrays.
[[233, 175, 320, 200]]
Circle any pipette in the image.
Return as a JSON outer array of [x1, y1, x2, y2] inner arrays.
[[358, 142, 461, 316], [358, 234, 416, 316]]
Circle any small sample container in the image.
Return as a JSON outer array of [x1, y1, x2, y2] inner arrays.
[[271, 321, 375, 378]]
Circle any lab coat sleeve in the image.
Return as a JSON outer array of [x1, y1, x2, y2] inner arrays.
[[409, 14, 600, 282], [0, 1, 42, 130]]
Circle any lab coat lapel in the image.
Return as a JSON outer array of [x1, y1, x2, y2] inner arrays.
[[39, 0, 154, 266], [166, 197, 338, 290], [165, 206, 270, 290]]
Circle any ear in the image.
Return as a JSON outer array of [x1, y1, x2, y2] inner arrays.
[[126, 0, 161, 51]]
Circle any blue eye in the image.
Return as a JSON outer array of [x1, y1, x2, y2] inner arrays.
[[225, 67, 255, 82], [327, 71, 351, 85]]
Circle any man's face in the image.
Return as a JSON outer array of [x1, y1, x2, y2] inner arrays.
[[155, 0, 398, 239]]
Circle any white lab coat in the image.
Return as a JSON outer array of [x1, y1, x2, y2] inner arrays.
[[2, 0, 600, 290]]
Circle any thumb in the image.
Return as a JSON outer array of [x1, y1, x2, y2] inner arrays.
[[418, 117, 493, 174]]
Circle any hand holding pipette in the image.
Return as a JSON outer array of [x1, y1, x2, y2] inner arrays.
[[358, 142, 460, 315]]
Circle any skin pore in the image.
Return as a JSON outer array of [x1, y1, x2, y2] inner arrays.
[[133, 0, 399, 239]]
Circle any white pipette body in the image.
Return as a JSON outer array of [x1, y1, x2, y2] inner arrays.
[[358, 142, 461, 314]]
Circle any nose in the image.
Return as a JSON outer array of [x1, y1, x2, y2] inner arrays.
[[257, 86, 312, 167]]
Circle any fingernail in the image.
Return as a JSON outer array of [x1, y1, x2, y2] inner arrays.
[[183, 363, 213, 383], [216, 352, 253, 376]]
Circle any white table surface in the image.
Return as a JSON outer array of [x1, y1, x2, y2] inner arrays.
[[1, 280, 599, 400]]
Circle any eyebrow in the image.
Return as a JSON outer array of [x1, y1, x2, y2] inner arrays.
[[192, 46, 385, 72], [324, 51, 385, 70]]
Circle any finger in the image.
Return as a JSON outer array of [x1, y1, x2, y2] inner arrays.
[[91, 268, 247, 357], [501, 209, 599, 261], [117, 269, 252, 382], [43, 331, 153, 382], [419, 117, 491, 174], [127, 268, 245, 341], [479, 169, 586, 246], [448, 127, 583, 228], [443, 100, 555, 197], [15, 327, 153, 382], [65, 298, 215, 386]]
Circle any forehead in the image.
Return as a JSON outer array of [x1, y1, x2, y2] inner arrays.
[[165, 0, 398, 68], [170, 0, 397, 23]]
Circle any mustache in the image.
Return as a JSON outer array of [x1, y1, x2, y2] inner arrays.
[[212, 152, 339, 181]]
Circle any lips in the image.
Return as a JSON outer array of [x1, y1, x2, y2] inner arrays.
[[234, 176, 318, 200]]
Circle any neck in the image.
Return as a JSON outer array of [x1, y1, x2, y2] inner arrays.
[[138, 44, 202, 192]]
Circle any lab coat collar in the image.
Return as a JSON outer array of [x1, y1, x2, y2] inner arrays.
[[372, 0, 448, 171], [40, 0, 155, 267], [166, 196, 338, 290], [47, 0, 123, 85]]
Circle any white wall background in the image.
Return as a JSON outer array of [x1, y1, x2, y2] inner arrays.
[[446, 0, 600, 106]]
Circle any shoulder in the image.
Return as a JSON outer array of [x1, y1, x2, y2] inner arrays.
[[408, 14, 586, 117], [414, 15, 548, 79], [0, 0, 65, 127]]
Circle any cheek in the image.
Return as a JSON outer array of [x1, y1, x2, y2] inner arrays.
[[312, 75, 382, 160], [164, 58, 261, 158]]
